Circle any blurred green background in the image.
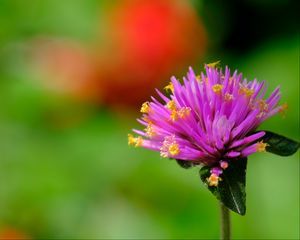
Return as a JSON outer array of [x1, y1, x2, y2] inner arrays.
[[0, 0, 299, 239]]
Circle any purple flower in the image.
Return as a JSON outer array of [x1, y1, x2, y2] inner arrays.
[[128, 64, 284, 186]]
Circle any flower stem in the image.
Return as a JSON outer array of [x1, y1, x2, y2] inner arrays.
[[220, 203, 231, 240]]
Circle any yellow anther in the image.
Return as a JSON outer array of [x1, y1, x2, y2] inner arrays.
[[279, 102, 288, 112], [207, 174, 220, 187], [279, 102, 288, 117], [256, 100, 268, 118], [169, 107, 191, 121], [165, 100, 177, 111], [239, 86, 254, 97], [258, 99, 268, 112], [140, 102, 150, 113], [206, 60, 221, 68], [178, 107, 191, 118], [135, 136, 144, 147], [196, 75, 202, 82], [142, 115, 152, 123], [256, 141, 269, 152], [246, 89, 254, 97], [168, 142, 180, 156], [212, 84, 224, 94], [160, 135, 180, 158], [164, 82, 174, 93], [128, 134, 136, 146], [128, 134, 143, 147], [170, 110, 178, 121], [145, 124, 155, 138], [224, 93, 234, 102]]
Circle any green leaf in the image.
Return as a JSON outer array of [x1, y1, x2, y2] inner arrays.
[[199, 158, 247, 215], [175, 159, 194, 169], [260, 131, 300, 156]]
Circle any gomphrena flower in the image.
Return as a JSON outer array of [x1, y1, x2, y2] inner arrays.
[[129, 64, 283, 186]]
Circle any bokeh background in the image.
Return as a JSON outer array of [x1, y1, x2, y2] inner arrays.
[[0, 0, 299, 239]]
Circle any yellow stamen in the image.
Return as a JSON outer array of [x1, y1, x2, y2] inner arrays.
[[212, 84, 224, 94], [207, 174, 220, 187], [178, 107, 191, 119], [165, 100, 176, 111], [168, 142, 180, 156], [279, 102, 288, 117], [169, 107, 191, 121], [170, 110, 178, 121], [142, 115, 152, 123], [256, 141, 269, 152], [255, 100, 269, 118], [135, 136, 143, 147], [206, 60, 221, 68], [196, 75, 202, 82], [128, 134, 136, 146], [258, 100, 268, 112], [140, 102, 150, 113], [145, 124, 155, 138], [246, 89, 254, 97], [128, 134, 143, 147], [239, 86, 254, 97], [160, 135, 180, 158], [164, 82, 174, 93], [224, 93, 234, 102]]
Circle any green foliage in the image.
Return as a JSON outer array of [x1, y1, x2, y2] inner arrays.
[[260, 131, 300, 156], [0, 0, 299, 238], [175, 159, 194, 169], [199, 158, 247, 215]]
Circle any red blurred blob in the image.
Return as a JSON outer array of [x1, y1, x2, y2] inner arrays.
[[30, 0, 206, 109], [0, 227, 30, 240], [31, 38, 100, 103], [97, 0, 207, 107]]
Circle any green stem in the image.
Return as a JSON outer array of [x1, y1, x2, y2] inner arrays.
[[220, 203, 231, 240]]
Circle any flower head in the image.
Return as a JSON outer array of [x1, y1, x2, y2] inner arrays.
[[129, 64, 282, 183]]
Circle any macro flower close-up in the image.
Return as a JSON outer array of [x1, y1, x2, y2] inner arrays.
[[129, 63, 299, 237], [0, 0, 299, 239], [129, 64, 281, 187]]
